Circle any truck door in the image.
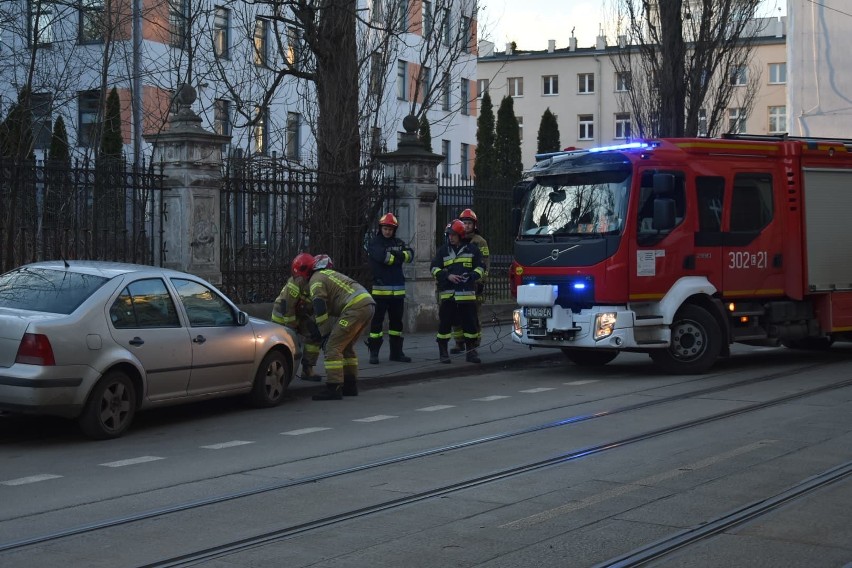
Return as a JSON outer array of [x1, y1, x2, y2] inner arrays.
[[692, 176, 725, 288], [721, 172, 786, 298]]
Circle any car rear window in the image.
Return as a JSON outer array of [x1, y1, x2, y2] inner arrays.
[[0, 268, 110, 314]]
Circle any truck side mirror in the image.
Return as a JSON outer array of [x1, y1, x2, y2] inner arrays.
[[512, 180, 535, 206], [653, 198, 676, 230], [652, 173, 675, 194], [511, 208, 522, 235]]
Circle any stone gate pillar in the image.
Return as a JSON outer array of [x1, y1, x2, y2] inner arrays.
[[377, 115, 445, 332], [144, 85, 230, 285]]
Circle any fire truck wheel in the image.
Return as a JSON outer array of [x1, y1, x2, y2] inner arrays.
[[650, 304, 721, 374], [561, 348, 619, 366]]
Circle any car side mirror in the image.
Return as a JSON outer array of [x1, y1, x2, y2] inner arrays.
[[237, 311, 248, 326]]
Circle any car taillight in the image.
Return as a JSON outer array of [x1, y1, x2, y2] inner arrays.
[[16, 333, 56, 366]]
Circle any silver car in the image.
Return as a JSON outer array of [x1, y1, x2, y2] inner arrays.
[[0, 261, 301, 439]]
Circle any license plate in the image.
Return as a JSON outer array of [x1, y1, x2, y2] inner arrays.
[[524, 306, 552, 318]]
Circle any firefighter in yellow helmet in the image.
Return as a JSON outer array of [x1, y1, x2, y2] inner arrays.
[[271, 260, 323, 381], [366, 212, 414, 364], [292, 252, 375, 401], [449, 208, 490, 354]]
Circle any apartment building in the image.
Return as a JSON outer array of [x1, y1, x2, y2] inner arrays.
[[0, 0, 478, 176], [477, 17, 788, 167]]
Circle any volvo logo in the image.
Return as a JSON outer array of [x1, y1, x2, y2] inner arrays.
[[532, 245, 579, 265]]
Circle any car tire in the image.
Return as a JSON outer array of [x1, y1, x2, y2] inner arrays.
[[249, 350, 290, 408], [561, 348, 618, 366], [650, 304, 721, 375], [78, 370, 137, 440]]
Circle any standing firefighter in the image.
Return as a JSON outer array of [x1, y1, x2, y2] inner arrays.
[[366, 212, 414, 364], [450, 208, 490, 354], [292, 253, 376, 401], [271, 273, 322, 381], [431, 219, 486, 364]]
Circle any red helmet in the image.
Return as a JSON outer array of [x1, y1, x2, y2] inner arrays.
[[313, 254, 334, 270], [379, 212, 399, 227], [291, 252, 315, 279], [459, 208, 478, 225], [445, 219, 466, 238]]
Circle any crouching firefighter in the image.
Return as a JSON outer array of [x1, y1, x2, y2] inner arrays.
[[271, 274, 323, 381], [291, 252, 376, 401], [430, 219, 486, 364]]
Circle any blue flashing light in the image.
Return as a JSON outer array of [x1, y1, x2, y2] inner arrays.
[[573, 282, 586, 290], [588, 142, 650, 153]]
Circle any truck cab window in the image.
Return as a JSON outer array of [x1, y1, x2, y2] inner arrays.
[[696, 176, 725, 232], [730, 173, 773, 232], [637, 170, 685, 239]]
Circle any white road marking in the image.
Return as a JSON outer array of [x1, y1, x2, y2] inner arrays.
[[281, 427, 332, 436], [564, 380, 599, 386], [201, 440, 255, 449], [520, 388, 557, 393], [353, 415, 398, 422], [474, 395, 511, 401], [2, 474, 62, 486], [99, 456, 164, 468], [417, 405, 456, 412], [501, 440, 776, 529]]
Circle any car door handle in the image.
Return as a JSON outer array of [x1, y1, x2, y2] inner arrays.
[[193, 335, 206, 344], [129, 337, 144, 346]]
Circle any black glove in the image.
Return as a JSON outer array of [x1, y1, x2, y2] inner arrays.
[[320, 334, 330, 350]]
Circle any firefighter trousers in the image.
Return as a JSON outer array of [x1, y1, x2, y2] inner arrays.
[[324, 302, 375, 385], [369, 296, 405, 340]]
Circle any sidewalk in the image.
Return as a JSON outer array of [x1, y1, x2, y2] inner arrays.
[[283, 303, 563, 394]]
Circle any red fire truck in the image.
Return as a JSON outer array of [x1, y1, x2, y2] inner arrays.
[[510, 135, 852, 373]]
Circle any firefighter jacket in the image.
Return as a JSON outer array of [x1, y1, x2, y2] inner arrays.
[[367, 232, 413, 297], [308, 269, 376, 337], [468, 232, 490, 279], [271, 277, 313, 329], [430, 239, 486, 302]]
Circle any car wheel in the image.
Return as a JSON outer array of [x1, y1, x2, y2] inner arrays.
[[561, 348, 618, 366], [249, 350, 290, 408], [650, 304, 721, 375], [78, 370, 137, 440]]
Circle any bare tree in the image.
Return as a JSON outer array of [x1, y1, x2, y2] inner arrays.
[[609, 0, 765, 138]]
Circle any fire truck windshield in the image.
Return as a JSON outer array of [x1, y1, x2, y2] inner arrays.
[[519, 170, 630, 237]]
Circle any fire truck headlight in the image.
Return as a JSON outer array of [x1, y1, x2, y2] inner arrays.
[[512, 309, 522, 336], [594, 312, 617, 340]]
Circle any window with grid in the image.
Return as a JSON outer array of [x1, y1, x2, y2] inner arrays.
[[213, 6, 230, 59], [79, 0, 104, 44], [371, 0, 383, 22], [614, 113, 631, 139], [286, 26, 300, 68], [423, 1, 432, 36], [461, 16, 471, 52], [77, 90, 100, 147], [286, 112, 301, 160], [769, 63, 786, 84], [768, 106, 786, 134], [397, 60, 407, 100], [508, 77, 523, 97], [460, 79, 469, 115], [442, 73, 451, 110], [578, 114, 594, 140], [542, 75, 558, 96], [397, 0, 408, 31], [420, 66, 432, 102], [730, 66, 748, 86], [29, 0, 56, 46], [442, 140, 450, 177], [254, 106, 268, 155], [254, 18, 268, 66], [477, 79, 489, 99], [441, 8, 450, 45], [728, 108, 746, 133], [578, 73, 594, 94], [369, 52, 384, 97], [169, 0, 189, 48], [615, 71, 630, 92], [214, 99, 231, 136], [460, 143, 470, 178]]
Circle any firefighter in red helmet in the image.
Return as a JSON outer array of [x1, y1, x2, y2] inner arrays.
[[366, 212, 414, 364], [449, 208, 490, 354], [430, 219, 485, 364], [272, 252, 322, 381]]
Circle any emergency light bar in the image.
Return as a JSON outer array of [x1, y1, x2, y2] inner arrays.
[[587, 141, 652, 152]]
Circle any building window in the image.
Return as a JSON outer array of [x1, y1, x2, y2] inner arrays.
[[369, 52, 383, 97], [542, 75, 558, 96], [397, 0, 408, 31], [397, 60, 407, 100], [615, 71, 631, 92], [254, 106, 268, 155], [730, 66, 748, 86], [212, 6, 230, 59], [614, 113, 631, 139], [476, 79, 489, 99], [286, 26, 300, 68], [286, 112, 301, 160], [254, 18, 268, 66], [728, 107, 746, 133], [768, 106, 786, 134], [423, 1, 432, 36], [441, 8, 451, 45], [508, 77, 523, 97], [461, 15, 472, 52], [169, 0, 189, 48], [79, 0, 104, 44], [517, 116, 523, 143], [214, 99, 231, 136], [698, 108, 708, 137], [31, 92, 52, 149], [371, 0, 383, 22], [77, 90, 100, 147], [442, 139, 450, 177], [769, 62, 786, 84], [578, 73, 595, 94], [29, 0, 56, 46], [442, 73, 451, 110], [460, 78, 469, 115], [460, 143, 470, 178], [420, 66, 432, 101], [578, 114, 594, 140]]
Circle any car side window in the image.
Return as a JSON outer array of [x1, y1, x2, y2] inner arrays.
[[110, 279, 181, 329], [170, 278, 237, 327]]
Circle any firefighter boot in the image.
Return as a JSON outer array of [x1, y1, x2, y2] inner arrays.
[[312, 383, 343, 401], [301, 362, 322, 382], [368, 338, 382, 365], [465, 341, 481, 364], [388, 336, 412, 363], [438, 339, 451, 364], [342, 375, 358, 397]]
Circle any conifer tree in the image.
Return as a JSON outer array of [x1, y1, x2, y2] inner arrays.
[[537, 108, 560, 155], [48, 116, 70, 164], [419, 115, 432, 152], [473, 91, 496, 187], [99, 87, 123, 161], [494, 96, 522, 186]]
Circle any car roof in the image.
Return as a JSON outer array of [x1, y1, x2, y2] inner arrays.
[[15, 261, 194, 280]]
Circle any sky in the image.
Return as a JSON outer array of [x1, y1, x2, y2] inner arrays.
[[478, 0, 789, 53]]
